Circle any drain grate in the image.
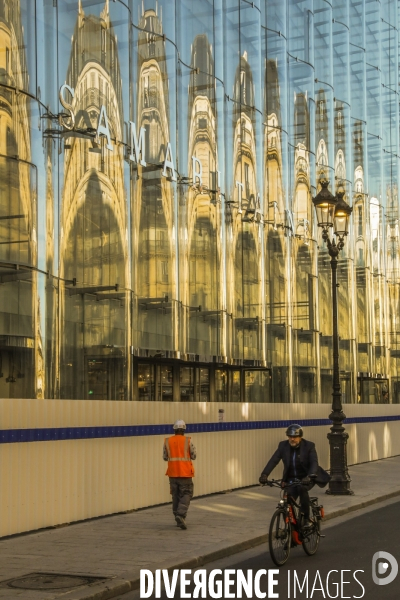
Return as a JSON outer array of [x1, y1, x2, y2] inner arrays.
[[2, 572, 107, 591]]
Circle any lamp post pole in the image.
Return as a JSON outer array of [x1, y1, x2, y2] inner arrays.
[[313, 182, 353, 495], [323, 232, 353, 495]]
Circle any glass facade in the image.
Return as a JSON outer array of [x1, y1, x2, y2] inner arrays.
[[0, 0, 399, 403]]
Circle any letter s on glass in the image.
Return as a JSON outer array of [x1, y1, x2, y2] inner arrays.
[[59, 84, 75, 131]]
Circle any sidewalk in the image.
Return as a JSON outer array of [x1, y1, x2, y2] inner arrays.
[[0, 456, 399, 600]]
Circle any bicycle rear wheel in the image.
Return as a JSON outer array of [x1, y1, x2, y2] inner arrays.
[[269, 509, 291, 566], [302, 517, 320, 556]]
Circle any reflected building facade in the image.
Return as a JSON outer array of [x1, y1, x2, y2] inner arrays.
[[1, 0, 400, 404], [59, 1, 128, 400], [0, 0, 38, 399]]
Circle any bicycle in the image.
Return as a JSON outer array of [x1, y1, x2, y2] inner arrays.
[[263, 479, 325, 566]]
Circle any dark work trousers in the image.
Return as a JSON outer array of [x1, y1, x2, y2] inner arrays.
[[285, 481, 315, 517], [169, 477, 194, 519]]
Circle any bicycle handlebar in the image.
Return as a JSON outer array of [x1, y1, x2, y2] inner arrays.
[[261, 479, 282, 488], [261, 478, 314, 488]]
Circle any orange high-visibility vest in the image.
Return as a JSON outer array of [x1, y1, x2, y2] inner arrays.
[[164, 435, 195, 478]]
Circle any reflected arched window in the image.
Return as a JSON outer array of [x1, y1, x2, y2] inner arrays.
[[240, 69, 246, 104], [149, 34, 156, 57], [358, 205, 363, 237], [294, 93, 309, 148]]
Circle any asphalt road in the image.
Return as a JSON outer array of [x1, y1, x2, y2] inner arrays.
[[116, 497, 400, 600]]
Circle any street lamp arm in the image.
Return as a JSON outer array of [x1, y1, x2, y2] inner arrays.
[[321, 229, 343, 257]]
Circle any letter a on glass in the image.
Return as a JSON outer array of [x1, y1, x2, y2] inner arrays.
[[96, 105, 113, 151]]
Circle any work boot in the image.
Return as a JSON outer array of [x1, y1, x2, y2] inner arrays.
[[175, 516, 187, 530]]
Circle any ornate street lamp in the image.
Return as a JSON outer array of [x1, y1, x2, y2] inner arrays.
[[313, 180, 353, 495]]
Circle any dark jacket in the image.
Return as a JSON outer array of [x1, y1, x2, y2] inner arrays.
[[261, 439, 331, 488]]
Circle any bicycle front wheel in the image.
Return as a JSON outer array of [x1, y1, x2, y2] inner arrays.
[[302, 518, 320, 556], [269, 509, 291, 566]]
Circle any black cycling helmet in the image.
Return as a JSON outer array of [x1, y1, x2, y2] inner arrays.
[[286, 423, 303, 437]]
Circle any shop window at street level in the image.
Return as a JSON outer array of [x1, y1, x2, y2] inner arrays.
[[215, 369, 227, 402], [138, 363, 155, 401], [244, 370, 271, 403], [180, 367, 195, 402], [158, 365, 173, 401], [229, 370, 241, 402], [199, 368, 210, 402]]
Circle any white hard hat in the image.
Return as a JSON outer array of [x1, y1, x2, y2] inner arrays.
[[173, 419, 186, 430]]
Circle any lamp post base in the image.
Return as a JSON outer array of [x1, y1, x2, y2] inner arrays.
[[325, 430, 354, 495], [326, 484, 354, 496]]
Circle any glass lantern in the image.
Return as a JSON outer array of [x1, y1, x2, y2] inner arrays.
[[334, 192, 352, 240], [312, 180, 337, 229]]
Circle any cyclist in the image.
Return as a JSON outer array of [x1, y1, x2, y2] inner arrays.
[[259, 424, 330, 527]]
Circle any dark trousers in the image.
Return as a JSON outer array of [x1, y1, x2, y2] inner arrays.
[[169, 477, 194, 519], [285, 481, 315, 517]]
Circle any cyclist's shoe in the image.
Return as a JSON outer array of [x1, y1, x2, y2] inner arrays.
[[300, 513, 312, 528]]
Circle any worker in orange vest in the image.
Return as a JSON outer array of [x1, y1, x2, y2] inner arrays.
[[163, 420, 196, 530]]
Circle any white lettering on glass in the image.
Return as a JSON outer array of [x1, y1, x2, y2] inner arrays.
[[162, 142, 177, 181], [129, 122, 147, 166], [58, 85, 267, 226], [59, 83, 75, 130], [96, 105, 113, 150]]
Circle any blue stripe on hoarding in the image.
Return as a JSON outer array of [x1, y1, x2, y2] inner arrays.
[[0, 415, 399, 444]]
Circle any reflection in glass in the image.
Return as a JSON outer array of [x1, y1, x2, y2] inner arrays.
[[0, 1, 399, 404], [138, 363, 155, 401], [179, 366, 210, 402], [0, 0, 37, 399], [245, 370, 271, 403], [180, 366, 195, 402], [264, 56, 289, 402], [158, 364, 173, 401], [59, 1, 127, 399], [215, 368, 227, 402], [231, 53, 261, 361], [291, 89, 317, 403], [134, 6, 175, 352], [229, 370, 241, 403], [198, 368, 210, 402], [185, 34, 220, 356]]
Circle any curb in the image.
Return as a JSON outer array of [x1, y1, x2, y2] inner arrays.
[[61, 489, 400, 600]]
